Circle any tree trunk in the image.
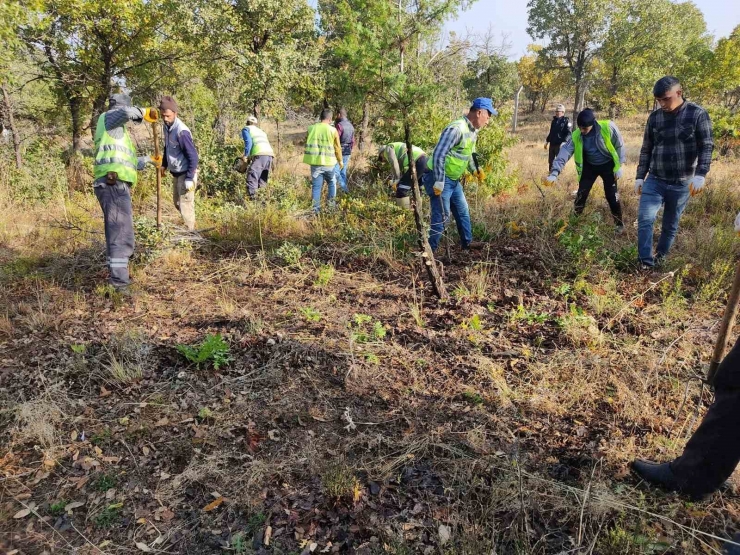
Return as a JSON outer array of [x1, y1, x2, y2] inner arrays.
[[608, 65, 619, 119], [358, 98, 370, 152], [1, 83, 23, 169], [90, 56, 112, 138], [573, 78, 587, 123], [213, 112, 227, 145], [404, 120, 447, 300], [69, 94, 82, 152]]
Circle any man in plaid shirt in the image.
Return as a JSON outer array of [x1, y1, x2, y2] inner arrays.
[[635, 76, 714, 268]]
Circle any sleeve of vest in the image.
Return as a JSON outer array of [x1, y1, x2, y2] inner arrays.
[[179, 130, 199, 180], [386, 148, 401, 181], [609, 121, 626, 164]]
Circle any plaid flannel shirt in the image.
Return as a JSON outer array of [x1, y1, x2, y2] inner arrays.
[[636, 101, 714, 182]]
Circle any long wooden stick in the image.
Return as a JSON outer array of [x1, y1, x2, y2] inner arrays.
[[404, 121, 447, 300], [707, 258, 740, 384], [152, 120, 162, 228]]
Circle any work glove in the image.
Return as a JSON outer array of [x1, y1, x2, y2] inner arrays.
[[614, 168, 623, 180], [734, 211, 740, 236], [433, 181, 444, 196], [475, 169, 486, 182], [184, 180, 194, 191], [544, 143, 549, 151], [689, 175, 706, 196], [542, 174, 557, 187], [150, 154, 162, 168], [143, 107, 159, 123], [634, 178, 644, 195]]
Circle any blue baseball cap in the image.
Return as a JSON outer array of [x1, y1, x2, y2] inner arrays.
[[471, 97, 497, 116]]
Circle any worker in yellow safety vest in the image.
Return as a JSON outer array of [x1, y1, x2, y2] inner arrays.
[[303, 108, 344, 213]]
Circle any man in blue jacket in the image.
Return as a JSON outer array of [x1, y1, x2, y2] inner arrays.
[[160, 96, 199, 230]]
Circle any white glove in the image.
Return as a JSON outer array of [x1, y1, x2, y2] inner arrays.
[[634, 179, 644, 195], [543, 174, 557, 187], [689, 175, 705, 197], [433, 181, 444, 196], [184, 180, 194, 191], [735, 212, 740, 235], [614, 168, 623, 180]]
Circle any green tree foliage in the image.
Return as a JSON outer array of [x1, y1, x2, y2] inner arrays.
[[527, 0, 611, 120], [463, 31, 519, 105]]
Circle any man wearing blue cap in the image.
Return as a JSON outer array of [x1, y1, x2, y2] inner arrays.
[[423, 98, 496, 251]]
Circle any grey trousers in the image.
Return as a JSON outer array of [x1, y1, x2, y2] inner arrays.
[[95, 183, 135, 288], [246, 155, 272, 198], [172, 173, 196, 231]]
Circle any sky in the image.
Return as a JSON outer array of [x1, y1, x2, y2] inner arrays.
[[443, 0, 740, 60]]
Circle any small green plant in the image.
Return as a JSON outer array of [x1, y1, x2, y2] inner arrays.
[[90, 428, 112, 446], [94, 473, 117, 491], [231, 532, 246, 553], [275, 242, 304, 267], [198, 407, 214, 419], [245, 512, 267, 535], [463, 390, 484, 405], [300, 306, 322, 322], [372, 321, 386, 339], [349, 314, 386, 343], [365, 353, 380, 364], [49, 500, 67, 516], [510, 304, 549, 324], [314, 264, 335, 287], [95, 284, 123, 307], [94, 504, 121, 528], [353, 313, 372, 326], [177, 334, 232, 369], [70, 344, 86, 354]]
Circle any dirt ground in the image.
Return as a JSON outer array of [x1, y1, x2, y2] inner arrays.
[[2, 111, 740, 554]]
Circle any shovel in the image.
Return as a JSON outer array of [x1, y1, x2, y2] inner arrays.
[[707, 258, 740, 385], [152, 119, 162, 228]]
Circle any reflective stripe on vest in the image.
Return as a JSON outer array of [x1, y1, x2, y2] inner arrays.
[[572, 120, 621, 180], [247, 125, 274, 156], [93, 114, 138, 185], [303, 122, 337, 166], [390, 142, 425, 172], [427, 118, 476, 181]]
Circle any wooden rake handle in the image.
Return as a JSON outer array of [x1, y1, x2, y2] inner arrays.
[[707, 258, 740, 385]]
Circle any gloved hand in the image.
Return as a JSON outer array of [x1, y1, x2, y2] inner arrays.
[[150, 154, 162, 167], [159, 166, 166, 178], [734, 211, 740, 236], [542, 174, 557, 187], [476, 169, 486, 182], [143, 108, 159, 123], [689, 175, 706, 196], [614, 168, 623, 180], [634, 178, 644, 195], [433, 181, 444, 196], [544, 143, 549, 151], [184, 180, 194, 191]]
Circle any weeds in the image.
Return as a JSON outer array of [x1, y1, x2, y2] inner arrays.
[[177, 334, 231, 369], [350, 313, 387, 343], [49, 500, 67, 516], [314, 264, 335, 287], [94, 504, 121, 528], [93, 473, 117, 491], [300, 306, 322, 322], [275, 242, 304, 267], [321, 461, 360, 500]]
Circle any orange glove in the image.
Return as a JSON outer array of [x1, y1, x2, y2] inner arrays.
[[150, 154, 162, 167], [143, 108, 159, 123]]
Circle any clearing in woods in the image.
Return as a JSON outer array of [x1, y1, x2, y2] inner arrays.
[[2, 112, 740, 554]]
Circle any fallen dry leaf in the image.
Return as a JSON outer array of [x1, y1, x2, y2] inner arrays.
[[202, 496, 224, 512], [65, 501, 85, 512], [135, 541, 153, 552], [13, 508, 31, 519]]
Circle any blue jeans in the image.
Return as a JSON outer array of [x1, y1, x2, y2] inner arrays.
[[637, 175, 691, 266], [423, 173, 472, 251], [335, 155, 351, 192], [311, 166, 337, 213]]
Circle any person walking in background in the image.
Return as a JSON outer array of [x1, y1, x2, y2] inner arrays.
[[241, 115, 275, 201], [160, 96, 199, 231], [544, 108, 626, 234], [93, 93, 161, 290], [303, 108, 343, 213], [545, 104, 571, 172], [334, 108, 354, 193], [635, 76, 713, 269]]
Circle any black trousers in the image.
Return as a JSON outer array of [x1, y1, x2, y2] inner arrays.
[[396, 155, 429, 198], [548, 142, 562, 172], [670, 336, 740, 497], [574, 161, 623, 226]]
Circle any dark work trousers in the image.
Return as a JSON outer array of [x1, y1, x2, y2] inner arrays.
[[548, 142, 562, 173], [94, 182, 135, 288], [396, 155, 429, 198], [670, 336, 740, 498], [574, 161, 623, 226], [246, 155, 273, 198]]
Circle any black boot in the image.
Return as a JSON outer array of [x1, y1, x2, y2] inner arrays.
[[631, 460, 683, 494]]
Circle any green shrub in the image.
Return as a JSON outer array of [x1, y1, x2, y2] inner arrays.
[[177, 334, 232, 369]]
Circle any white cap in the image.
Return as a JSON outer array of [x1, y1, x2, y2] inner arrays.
[[556, 104, 565, 112], [246, 115, 258, 125]]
